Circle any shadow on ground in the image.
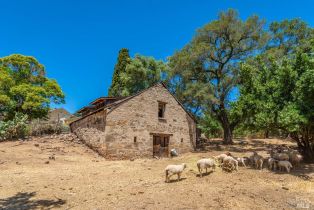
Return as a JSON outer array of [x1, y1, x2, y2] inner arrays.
[[0, 192, 66, 210], [284, 163, 314, 180], [202, 138, 297, 154], [166, 177, 187, 183]]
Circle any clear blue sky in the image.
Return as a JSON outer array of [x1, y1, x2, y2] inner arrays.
[[1, 0, 313, 113]]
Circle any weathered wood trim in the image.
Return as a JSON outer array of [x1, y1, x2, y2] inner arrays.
[[149, 133, 173, 136]]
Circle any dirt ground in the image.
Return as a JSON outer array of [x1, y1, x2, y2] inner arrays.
[[0, 136, 313, 210]]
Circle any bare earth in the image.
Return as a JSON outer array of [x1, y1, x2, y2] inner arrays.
[[0, 136, 313, 210]]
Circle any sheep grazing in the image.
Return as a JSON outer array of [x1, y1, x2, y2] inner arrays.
[[268, 157, 277, 170], [214, 154, 228, 164], [272, 153, 289, 161], [250, 152, 264, 170], [165, 163, 187, 183], [222, 156, 238, 172], [236, 157, 247, 167], [277, 160, 293, 173], [197, 158, 216, 177], [224, 152, 247, 167], [289, 152, 303, 167]]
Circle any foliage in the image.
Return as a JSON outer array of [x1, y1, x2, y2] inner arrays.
[[239, 35, 314, 160], [267, 19, 313, 56], [29, 121, 69, 136], [120, 54, 168, 96], [0, 54, 65, 121], [108, 48, 131, 97], [0, 113, 29, 140], [168, 9, 267, 144], [197, 113, 222, 138]]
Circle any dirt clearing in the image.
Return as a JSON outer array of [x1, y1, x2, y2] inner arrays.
[[0, 137, 313, 209]]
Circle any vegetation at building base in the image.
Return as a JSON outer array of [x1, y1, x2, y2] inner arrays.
[[0, 54, 65, 140]]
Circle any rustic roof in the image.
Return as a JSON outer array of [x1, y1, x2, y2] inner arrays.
[[90, 96, 125, 105], [70, 82, 197, 125], [76, 106, 94, 113]]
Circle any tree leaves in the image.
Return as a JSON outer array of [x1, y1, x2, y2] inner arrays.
[[168, 9, 267, 143], [120, 54, 167, 96], [0, 54, 64, 121]]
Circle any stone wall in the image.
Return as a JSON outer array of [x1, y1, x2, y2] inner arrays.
[[73, 127, 107, 156], [104, 84, 196, 158], [70, 110, 106, 131], [70, 84, 197, 159]]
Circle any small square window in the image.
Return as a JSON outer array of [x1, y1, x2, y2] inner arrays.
[[158, 102, 166, 118], [181, 138, 183, 143], [134, 137, 137, 143]]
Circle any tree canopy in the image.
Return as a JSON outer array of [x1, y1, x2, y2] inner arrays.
[[120, 54, 167, 96], [0, 54, 65, 121], [109, 50, 167, 97], [108, 48, 131, 97], [238, 19, 314, 160], [168, 9, 267, 144]]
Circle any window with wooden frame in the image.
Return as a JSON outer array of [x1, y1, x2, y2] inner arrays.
[[158, 101, 166, 118]]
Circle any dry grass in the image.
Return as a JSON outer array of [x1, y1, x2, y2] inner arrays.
[[0, 136, 313, 209]]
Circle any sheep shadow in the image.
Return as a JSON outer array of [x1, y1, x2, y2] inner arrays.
[[0, 192, 66, 210], [272, 163, 314, 180], [196, 171, 214, 178], [166, 177, 187, 183]]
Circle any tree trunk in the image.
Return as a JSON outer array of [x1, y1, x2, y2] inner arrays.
[[302, 144, 314, 162], [223, 125, 233, 144], [264, 130, 269, 139], [300, 138, 314, 162], [291, 133, 314, 162], [219, 111, 233, 144]]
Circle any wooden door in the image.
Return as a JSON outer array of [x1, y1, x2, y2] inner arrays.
[[153, 135, 169, 157]]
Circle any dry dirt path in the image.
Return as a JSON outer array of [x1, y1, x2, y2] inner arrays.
[[0, 137, 313, 209]]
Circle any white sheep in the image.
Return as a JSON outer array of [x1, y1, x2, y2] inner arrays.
[[268, 157, 277, 170], [272, 152, 289, 161], [289, 152, 303, 167], [250, 152, 264, 170], [197, 158, 216, 177], [222, 156, 238, 172], [236, 157, 247, 167], [165, 163, 187, 183], [214, 154, 228, 164], [277, 160, 293, 173]]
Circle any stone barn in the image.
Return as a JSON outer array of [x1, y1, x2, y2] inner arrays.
[[70, 83, 197, 159]]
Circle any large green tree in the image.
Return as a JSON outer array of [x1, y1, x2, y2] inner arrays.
[[120, 54, 167, 96], [168, 9, 267, 144], [239, 18, 314, 160], [235, 19, 314, 139], [0, 54, 65, 121], [108, 48, 131, 97]]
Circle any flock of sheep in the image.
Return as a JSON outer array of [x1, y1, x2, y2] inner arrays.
[[165, 145, 303, 182]]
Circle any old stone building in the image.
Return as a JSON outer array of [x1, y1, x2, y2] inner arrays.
[[70, 83, 197, 158]]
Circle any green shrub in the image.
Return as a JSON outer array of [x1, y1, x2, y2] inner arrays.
[[0, 113, 29, 141], [29, 121, 70, 136]]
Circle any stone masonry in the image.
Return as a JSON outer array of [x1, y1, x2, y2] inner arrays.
[[70, 83, 197, 159]]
